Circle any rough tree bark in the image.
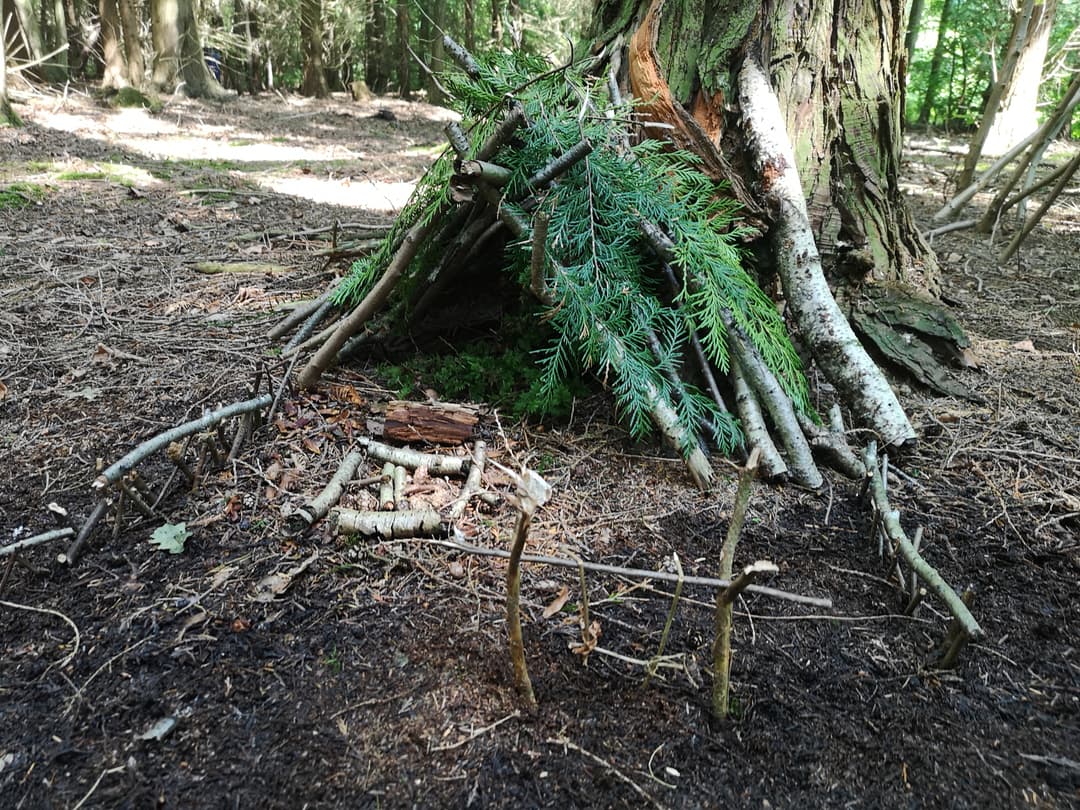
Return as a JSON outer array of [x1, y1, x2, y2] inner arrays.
[[300, 0, 329, 97], [591, 0, 940, 446], [151, 0, 229, 98]]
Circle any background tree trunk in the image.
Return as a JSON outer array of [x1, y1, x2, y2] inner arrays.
[[151, 0, 181, 89], [396, 0, 410, 99], [983, 0, 1057, 155], [1, 18, 19, 125], [151, 0, 227, 97], [956, 0, 1039, 188], [365, 0, 390, 93], [99, 0, 128, 89], [917, 0, 955, 125], [300, 0, 328, 97], [117, 0, 144, 88]]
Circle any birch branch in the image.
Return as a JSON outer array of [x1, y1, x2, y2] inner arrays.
[[738, 58, 915, 449], [93, 395, 272, 490]]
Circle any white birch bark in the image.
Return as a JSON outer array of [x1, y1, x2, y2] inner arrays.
[[737, 59, 916, 448]]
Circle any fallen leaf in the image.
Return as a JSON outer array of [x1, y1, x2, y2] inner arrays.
[[136, 717, 177, 741], [0, 380, 7, 401], [149, 522, 190, 554], [542, 585, 570, 618], [252, 550, 319, 602], [570, 620, 602, 660]]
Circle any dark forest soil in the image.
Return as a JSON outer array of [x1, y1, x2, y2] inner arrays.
[[1, 89, 1078, 810]]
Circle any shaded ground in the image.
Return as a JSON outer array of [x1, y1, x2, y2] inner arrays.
[[1, 88, 1078, 809]]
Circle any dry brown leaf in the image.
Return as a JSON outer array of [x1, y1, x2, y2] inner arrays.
[[252, 551, 318, 603], [570, 620, 602, 659], [542, 586, 570, 619], [302, 436, 322, 454], [0, 380, 7, 401]]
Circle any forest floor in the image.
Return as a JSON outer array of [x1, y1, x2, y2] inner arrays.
[[1, 87, 1078, 810]]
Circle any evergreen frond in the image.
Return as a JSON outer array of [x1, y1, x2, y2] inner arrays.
[[336, 48, 813, 458]]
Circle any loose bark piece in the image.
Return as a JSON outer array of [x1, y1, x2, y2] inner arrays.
[[383, 400, 480, 445], [330, 508, 444, 538], [738, 59, 916, 449]]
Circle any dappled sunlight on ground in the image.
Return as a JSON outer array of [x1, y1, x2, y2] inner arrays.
[[10, 89, 457, 211]]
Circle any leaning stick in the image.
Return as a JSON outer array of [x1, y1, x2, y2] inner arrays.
[[267, 278, 340, 340], [61, 498, 111, 565], [997, 151, 1080, 263], [93, 395, 272, 490], [864, 442, 983, 641], [0, 528, 75, 558], [297, 216, 440, 390]]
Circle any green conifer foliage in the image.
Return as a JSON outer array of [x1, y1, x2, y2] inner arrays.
[[337, 51, 810, 457]]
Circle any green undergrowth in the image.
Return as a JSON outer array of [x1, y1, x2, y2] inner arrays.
[[0, 182, 47, 209], [379, 321, 590, 422]]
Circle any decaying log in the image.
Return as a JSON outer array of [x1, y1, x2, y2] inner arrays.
[[383, 400, 480, 445]]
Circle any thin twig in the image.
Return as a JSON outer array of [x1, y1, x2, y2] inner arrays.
[[1, 599, 81, 669]]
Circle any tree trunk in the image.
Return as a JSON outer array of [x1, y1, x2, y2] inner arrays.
[[983, 0, 1057, 155], [62, 0, 87, 76], [595, 0, 936, 291], [916, 0, 955, 125], [365, 0, 390, 93], [150, 0, 181, 88], [463, 0, 476, 52], [117, 0, 144, 88], [99, 0, 128, 89], [491, 0, 503, 45], [151, 0, 227, 97], [427, 2, 446, 103], [1, 17, 19, 126], [396, 0, 410, 99], [904, 0, 926, 68], [956, 0, 1039, 188], [300, 0, 328, 97], [591, 0, 937, 446]]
